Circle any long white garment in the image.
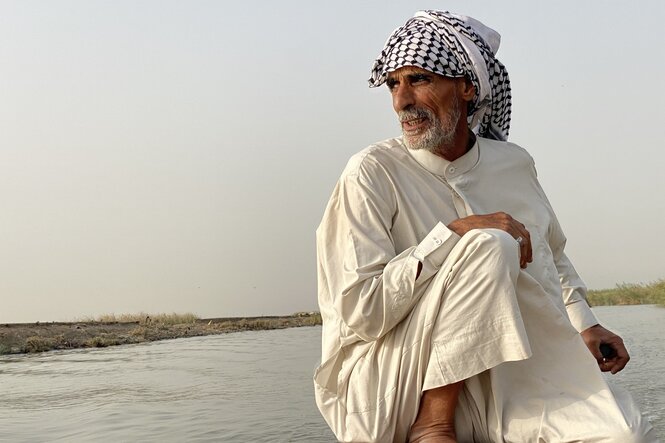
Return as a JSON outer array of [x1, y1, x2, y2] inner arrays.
[[314, 137, 657, 442]]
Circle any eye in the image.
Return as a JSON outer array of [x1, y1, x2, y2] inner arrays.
[[386, 79, 398, 91], [410, 74, 430, 84]]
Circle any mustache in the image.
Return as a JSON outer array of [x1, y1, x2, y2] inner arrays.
[[398, 107, 435, 123]]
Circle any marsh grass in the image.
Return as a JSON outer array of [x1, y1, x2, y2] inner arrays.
[[587, 280, 665, 306], [84, 336, 127, 348], [295, 312, 322, 326], [209, 313, 322, 332], [25, 336, 59, 353], [77, 312, 199, 325]]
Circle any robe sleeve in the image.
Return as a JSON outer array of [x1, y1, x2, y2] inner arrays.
[[529, 160, 599, 333], [548, 218, 599, 332], [316, 159, 460, 342]]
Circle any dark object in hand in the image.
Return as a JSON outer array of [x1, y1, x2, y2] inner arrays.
[[600, 343, 617, 359]]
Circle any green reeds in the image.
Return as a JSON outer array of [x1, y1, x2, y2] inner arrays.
[[587, 280, 665, 306]]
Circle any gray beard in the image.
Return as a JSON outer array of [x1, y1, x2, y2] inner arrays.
[[400, 97, 462, 154]]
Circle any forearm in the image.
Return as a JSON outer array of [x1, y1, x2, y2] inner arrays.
[[556, 251, 598, 332], [322, 222, 460, 341]]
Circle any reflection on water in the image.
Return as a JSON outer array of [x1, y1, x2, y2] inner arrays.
[[0, 305, 662, 441]]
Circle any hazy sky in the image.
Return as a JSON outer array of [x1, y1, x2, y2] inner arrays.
[[1, 0, 664, 323]]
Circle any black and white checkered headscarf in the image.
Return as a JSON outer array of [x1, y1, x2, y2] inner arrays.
[[369, 10, 512, 141]]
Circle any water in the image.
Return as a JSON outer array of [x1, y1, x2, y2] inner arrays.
[[0, 326, 334, 442], [0, 305, 662, 442]]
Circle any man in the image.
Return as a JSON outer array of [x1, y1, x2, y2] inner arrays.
[[314, 10, 657, 443]]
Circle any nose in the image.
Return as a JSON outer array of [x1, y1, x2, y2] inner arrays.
[[392, 84, 415, 112]]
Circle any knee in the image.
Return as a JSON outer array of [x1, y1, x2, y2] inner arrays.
[[462, 228, 520, 267]]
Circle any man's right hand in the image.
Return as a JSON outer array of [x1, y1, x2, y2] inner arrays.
[[447, 212, 533, 268]]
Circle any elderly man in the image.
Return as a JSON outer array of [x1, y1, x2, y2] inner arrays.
[[313, 10, 658, 443]]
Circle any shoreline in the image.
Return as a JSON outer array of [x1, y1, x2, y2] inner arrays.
[[3, 282, 663, 357], [0, 313, 322, 355]]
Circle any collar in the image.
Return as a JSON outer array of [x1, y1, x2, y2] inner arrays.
[[404, 137, 480, 179]]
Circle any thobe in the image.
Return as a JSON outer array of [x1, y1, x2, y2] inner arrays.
[[314, 136, 657, 442]]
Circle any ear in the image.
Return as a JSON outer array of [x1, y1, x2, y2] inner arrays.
[[458, 78, 476, 102]]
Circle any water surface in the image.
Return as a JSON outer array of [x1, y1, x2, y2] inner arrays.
[[0, 305, 662, 441]]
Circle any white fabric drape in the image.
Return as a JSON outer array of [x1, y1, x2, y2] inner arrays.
[[314, 137, 657, 442]]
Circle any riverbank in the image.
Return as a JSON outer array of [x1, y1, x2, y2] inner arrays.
[[3, 279, 662, 356], [0, 313, 322, 355]]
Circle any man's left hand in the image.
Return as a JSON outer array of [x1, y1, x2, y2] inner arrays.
[[580, 324, 629, 374]]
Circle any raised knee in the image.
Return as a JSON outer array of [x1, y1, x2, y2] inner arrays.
[[464, 228, 519, 262]]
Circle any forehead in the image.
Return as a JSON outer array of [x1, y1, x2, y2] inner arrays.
[[386, 66, 437, 80]]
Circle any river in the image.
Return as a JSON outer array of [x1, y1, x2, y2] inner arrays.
[[0, 305, 662, 442]]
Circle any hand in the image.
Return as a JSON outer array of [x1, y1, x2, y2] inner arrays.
[[580, 324, 629, 374], [447, 212, 533, 268]]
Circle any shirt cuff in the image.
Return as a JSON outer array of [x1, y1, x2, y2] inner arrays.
[[566, 299, 599, 332], [413, 222, 460, 281]]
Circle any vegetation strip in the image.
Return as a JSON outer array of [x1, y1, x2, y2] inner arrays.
[[0, 312, 322, 355], [587, 280, 665, 307], [3, 279, 663, 356]]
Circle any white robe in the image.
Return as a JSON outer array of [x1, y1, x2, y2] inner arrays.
[[314, 137, 657, 442]]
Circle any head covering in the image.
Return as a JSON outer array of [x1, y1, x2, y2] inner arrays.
[[369, 10, 512, 141]]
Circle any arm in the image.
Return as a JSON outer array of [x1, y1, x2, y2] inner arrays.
[[540, 174, 629, 373], [528, 156, 598, 332], [319, 167, 536, 342], [551, 245, 599, 332], [317, 168, 460, 342], [554, 245, 629, 373]]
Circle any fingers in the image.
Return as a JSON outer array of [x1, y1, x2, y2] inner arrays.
[[484, 212, 532, 268], [447, 213, 533, 268], [585, 336, 604, 362], [581, 325, 630, 374], [603, 340, 630, 374], [499, 213, 531, 268], [514, 221, 532, 268]]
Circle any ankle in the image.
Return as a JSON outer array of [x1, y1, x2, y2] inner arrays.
[[408, 421, 457, 443], [409, 382, 463, 443]]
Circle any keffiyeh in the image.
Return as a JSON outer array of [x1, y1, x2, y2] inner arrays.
[[369, 10, 512, 141]]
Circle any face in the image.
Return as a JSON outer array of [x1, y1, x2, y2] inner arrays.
[[386, 66, 470, 153]]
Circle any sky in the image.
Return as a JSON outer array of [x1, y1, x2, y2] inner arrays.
[[1, 0, 664, 323]]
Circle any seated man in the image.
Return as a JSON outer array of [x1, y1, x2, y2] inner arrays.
[[313, 10, 658, 443]]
